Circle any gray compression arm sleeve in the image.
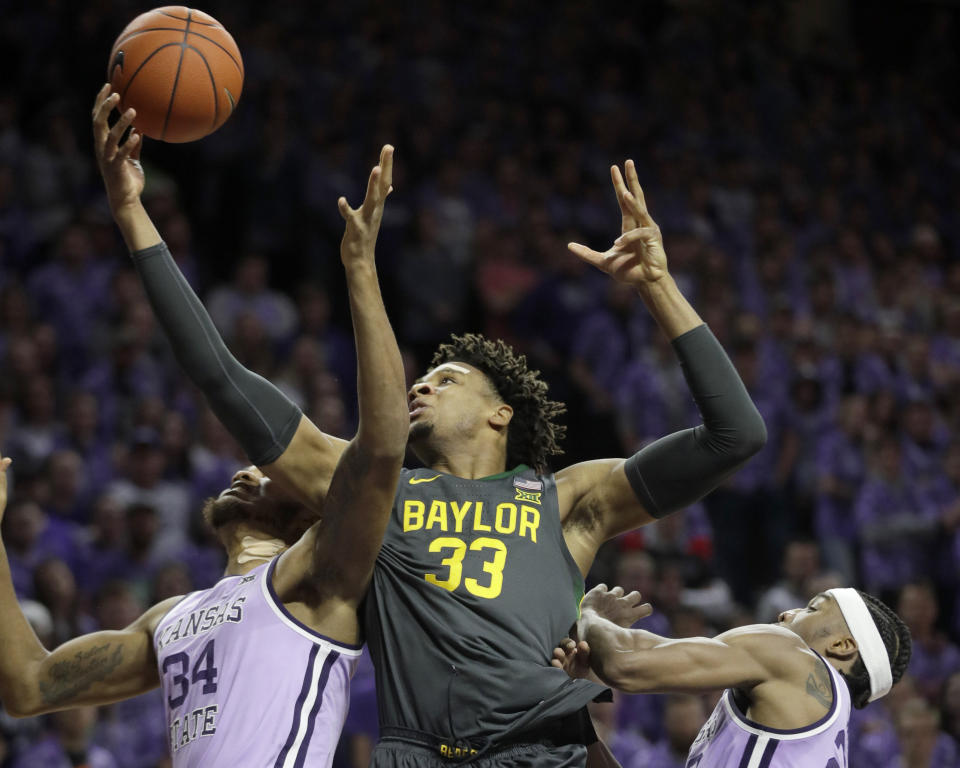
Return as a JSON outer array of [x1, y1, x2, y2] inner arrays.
[[131, 242, 302, 466], [623, 324, 766, 518]]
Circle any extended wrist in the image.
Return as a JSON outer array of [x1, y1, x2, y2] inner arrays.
[[633, 272, 702, 340], [110, 200, 162, 253], [341, 257, 377, 276], [634, 272, 675, 300], [111, 198, 146, 223]]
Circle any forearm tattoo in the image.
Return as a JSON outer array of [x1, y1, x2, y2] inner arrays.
[[38, 642, 125, 706]]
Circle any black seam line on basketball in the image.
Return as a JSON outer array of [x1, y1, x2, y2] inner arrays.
[[114, 26, 243, 77], [187, 30, 243, 76], [158, 10, 221, 26], [162, 9, 191, 140], [186, 44, 219, 130], [224, 88, 237, 118], [120, 43, 182, 102], [113, 27, 199, 49]]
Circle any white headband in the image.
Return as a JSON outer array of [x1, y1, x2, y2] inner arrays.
[[827, 588, 893, 702]]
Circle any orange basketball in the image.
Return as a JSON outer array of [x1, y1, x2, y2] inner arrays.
[[107, 6, 244, 143]]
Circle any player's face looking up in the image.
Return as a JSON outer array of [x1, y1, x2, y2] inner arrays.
[[202, 466, 316, 544], [778, 593, 860, 670], [218, 466, 270, 504], [778, 593, 838, 637], [407, 362, 511, 454]]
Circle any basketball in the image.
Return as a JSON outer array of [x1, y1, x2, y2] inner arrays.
[[107, 6, 243, 143]]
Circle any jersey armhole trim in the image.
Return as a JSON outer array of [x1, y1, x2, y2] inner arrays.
[[551, 475, 587, 598], [723, 653, 842, 740], [262, 557, 363, 655]]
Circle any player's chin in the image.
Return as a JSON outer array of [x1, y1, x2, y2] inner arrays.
[[217, 488, 257, 506], [408, 420, 433, 443], [203, 494, 255, 529]]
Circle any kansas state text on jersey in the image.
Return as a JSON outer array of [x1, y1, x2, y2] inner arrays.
[[686, 654, 851, 768], [153, 559, 361, 768]]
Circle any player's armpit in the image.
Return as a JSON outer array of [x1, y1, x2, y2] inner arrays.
[[274, 437, 400, 604], [261, 415, 350, 512], [269, 440, 400, 646], [12, 595, 179, 717], [557, 459, 648, 575], [562, 326, 766, 569]]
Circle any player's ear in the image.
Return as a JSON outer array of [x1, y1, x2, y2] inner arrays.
[[489, 403, 513, 428], [825, 633, 858, 662]]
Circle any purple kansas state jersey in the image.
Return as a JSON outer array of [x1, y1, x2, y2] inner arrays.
[[686, 655, 851, 768], [152, 558, 360, 767]]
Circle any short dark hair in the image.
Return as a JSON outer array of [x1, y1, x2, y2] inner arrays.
[[431, 333, 565, 473], [838, 591, 912, 709]]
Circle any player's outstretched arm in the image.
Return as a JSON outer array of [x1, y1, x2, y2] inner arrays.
[[575, 586, 800, 695], [552, 585, 651, 684], [558, 162, 765, 572], [273, 148, 406, 626], [0, 455, 176, 716], [92, 84, 347, 512]]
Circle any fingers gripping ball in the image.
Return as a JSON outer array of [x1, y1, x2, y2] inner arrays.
[[108, 6, 244, 143]]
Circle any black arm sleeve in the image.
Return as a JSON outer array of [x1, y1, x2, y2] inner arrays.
[[623, 324, 766, 518], [131, 242, 302, 466]]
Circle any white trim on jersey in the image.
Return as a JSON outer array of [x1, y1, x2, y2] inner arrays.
[[279, 649, 326, 768], [721, 664, 846, 741], [742, 733, 778, 768], [259, 562, 363, 657]]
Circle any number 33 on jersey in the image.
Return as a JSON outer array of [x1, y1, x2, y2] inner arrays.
[[362, 466, 603, 741], [399, 468, 550, 601]]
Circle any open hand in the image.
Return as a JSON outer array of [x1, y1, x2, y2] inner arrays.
[[580, 584, 653, 627], [568, 160, 668, 288], [551, 638, 593, 680], [338, 145, 394, 267], [92, 83, 144, 214]]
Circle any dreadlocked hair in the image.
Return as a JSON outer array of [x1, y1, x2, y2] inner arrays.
[[431, 333, 566, 473], [838, 591, 912, 709]]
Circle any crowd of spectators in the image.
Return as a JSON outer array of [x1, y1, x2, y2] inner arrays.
[[1, 0, 959, 766]]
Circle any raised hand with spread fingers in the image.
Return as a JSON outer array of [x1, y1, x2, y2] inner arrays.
[[568, 160, 668, 289], [92, 84, 144, 215], [338, 144, 394, 268], [91, 83, 160, 252]]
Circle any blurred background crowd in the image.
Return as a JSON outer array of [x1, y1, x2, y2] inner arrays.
[[1, 0, 959, 766]]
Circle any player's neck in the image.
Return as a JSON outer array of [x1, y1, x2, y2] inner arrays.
[[428, 444, 507, 479], [417, 429, 508, 479], [221, 522, 287, 577]]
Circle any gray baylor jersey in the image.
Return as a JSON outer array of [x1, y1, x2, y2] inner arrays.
[[361, 466, 606, 747]]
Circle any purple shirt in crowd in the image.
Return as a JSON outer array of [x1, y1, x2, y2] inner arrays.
[[854, 476, 938, 592], [11, 736, 118, 768], [815, 429, 866, 541]]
